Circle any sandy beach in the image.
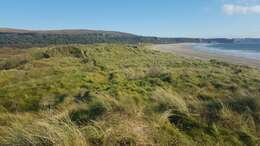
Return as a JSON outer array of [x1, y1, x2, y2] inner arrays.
[[151, 43, 260, 69]]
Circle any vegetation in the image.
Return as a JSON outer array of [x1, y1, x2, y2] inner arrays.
[[0, 44, 259, 146], [0, 29, 234, 48]]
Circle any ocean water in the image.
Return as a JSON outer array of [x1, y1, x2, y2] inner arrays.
[[193, 43, 260, 60]]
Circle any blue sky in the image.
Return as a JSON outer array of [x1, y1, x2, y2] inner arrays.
[[1, 0, 260, 38]]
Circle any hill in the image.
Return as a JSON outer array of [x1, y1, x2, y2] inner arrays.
[[0, 28, 135, 36], [0, 44, 259, 146], [0, 28, 234, 48]]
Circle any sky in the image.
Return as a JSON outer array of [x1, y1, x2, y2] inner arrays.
[[1, 0, 260, 38]]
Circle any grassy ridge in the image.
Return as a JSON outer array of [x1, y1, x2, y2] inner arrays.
[[0, 28, 234, 48], [0, 44, 259, 146]]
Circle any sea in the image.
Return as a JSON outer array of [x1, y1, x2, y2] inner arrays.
[[193, 43, 260, 60]]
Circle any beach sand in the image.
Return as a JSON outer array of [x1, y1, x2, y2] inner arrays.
[[151, 43, 260, 69]]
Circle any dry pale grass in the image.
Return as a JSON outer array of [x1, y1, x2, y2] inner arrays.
[[0, 112, 88, 146], [150, 88, 189, 113]]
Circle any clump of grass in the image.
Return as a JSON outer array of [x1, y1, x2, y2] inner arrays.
[[0, 56, 29, 70], [150, 88, 188, 113], [227, 96, 260, 113], [151, 111, 193, 146], [0, 113, 88, 146], [42, 45, 85, 58], [70, 100, 110, 124]]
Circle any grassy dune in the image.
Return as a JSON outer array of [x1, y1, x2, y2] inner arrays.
[[0, 44, 259, 146]]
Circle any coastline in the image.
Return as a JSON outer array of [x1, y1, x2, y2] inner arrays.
[[151, 43, 260, 69]]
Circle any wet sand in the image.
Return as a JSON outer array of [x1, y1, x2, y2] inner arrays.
[[151, 43, 260, 69]]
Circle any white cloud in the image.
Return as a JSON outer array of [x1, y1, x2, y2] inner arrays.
[[223, 4, 260, 15]]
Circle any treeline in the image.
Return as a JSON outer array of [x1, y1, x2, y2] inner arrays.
[[0, 30, 234, 48]]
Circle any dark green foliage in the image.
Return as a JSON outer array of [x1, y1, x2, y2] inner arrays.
[[75, 90, 93, 102], [169, 112, 202, 131], [202, 99, 224, 124], [227, 97, 259, 113], [0, 30, 234, 48], [238, 131, 257, 146], [70, 101, 108, 124], [159, 73, 174, 83]]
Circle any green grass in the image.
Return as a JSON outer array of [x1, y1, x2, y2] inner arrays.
[[0, 44, 259, 146]]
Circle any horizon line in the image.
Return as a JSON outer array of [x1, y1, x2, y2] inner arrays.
[[0, 27, 260, 39]]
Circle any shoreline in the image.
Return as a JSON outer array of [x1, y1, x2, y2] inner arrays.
[[151, 43, 260, 69]]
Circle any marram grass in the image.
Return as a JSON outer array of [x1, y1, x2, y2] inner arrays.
[[0, 44, 259, 146]]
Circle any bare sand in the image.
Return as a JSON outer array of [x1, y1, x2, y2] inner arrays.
[[151, 43, 260, 69]]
